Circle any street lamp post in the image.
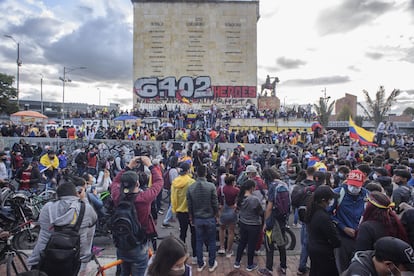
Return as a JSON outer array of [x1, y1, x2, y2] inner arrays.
[[40, 74, 43, 114], [59, 66, 86, 120], [321, 87, 331, 104], [4, 35, 22, 109], [97, 88, 101, 106]]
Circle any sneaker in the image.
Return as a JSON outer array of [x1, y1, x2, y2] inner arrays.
[[297, 268, 309, 275], [292, 223, 302, 229], [226, 250, 234, 258], [279, 266, 287, 275], [218, 248, 225, 255], [191, 257, 198, 265], [246, 264, 258, 272], [158, 210, 164, 215], [197, 262, 206, 272], [208, 261, 218, 272], [254, 250, 265, 256], [161, 223, 173, 229], [257, 268, 273, 276], [233, 261, 241, 269]]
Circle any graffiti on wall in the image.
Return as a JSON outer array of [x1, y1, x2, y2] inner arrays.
[[134, 76, 257, 99]]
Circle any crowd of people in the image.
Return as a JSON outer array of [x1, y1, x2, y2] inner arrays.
[[2, 121, 414, 275]]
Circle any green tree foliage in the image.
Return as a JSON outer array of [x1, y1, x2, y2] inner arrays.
[[336, 105, 352, 121], [314, 97, 335, 127], [0, 73, 18, 114], [402, 107, 414, 116], [358, 86, 400, 127]]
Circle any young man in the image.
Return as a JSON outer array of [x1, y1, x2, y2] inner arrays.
[[187, 165, 219, 273], [111, 156, 163, 276]]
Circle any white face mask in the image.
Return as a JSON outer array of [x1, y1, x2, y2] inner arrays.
[[328, 199, 335, 207], [348, 185, 361, 195], [169, 265, 186, 276], [372, 173, 378, 180]]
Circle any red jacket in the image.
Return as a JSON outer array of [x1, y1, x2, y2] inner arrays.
[[111, 166, 163, 237]]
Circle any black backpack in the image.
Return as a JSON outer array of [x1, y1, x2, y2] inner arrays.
[[291, 182, 316, 222], [110, 194, 147, 250], [39, 200, 85, 276]]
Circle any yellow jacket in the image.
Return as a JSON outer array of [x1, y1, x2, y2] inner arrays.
[[171, 174, 195, 213], [40, 154, 59, 170]]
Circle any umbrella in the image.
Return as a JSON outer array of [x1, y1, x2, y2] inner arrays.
[[113, 115, 139, 121], [311, 122, 323, 131], [160, 122, 174, 128], [11, 110, 48, 119]]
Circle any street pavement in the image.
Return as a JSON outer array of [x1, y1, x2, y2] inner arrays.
[[90, 206, 304, 276]]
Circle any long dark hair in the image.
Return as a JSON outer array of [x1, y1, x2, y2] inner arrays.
[[361, 191, 408, 242], [147, 236, 187, 276], [236, 179, 255, 207]]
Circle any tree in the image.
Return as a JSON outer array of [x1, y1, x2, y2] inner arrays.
[[403, 107, 414, 116], [358, 86, 400, 127], [0, 73, 18, 114], [314, 97, 335, 127], [336, 105, 352, 121]]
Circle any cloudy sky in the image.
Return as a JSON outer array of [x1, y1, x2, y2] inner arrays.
[[1, 0, 414, 114]]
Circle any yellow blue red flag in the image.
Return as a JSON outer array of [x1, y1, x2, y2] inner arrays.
[[349, 117, 376, 146]]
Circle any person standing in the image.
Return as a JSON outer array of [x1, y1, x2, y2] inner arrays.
[[171, 162, 196, 262], [111, 156, 163, 275], [187, 165, 219, 273], [376, 120, 386, 145], [306, 185, 341, 276], [330, 169, 368, 273], [233, 180, 263, 272]]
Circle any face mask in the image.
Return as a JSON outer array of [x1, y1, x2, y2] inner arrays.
[[328, 199, 335, 207], [348, 185, 361, 195], [338, 172, 344, 178], [372, 173, 378, 180], [169, 265, 186, 276]]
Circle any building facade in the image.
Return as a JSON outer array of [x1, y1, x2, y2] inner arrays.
[[335, 93, 357, 119], [131, 0, 259, 110]]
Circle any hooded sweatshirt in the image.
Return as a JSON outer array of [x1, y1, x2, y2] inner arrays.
[[27, 195, 97, 267], [171, 174, 195, 213], [342, 250, 378, 276]]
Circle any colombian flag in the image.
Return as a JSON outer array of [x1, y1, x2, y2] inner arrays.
[[349, 117, 377, 146]]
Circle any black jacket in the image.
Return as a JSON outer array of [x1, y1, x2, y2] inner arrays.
[[342, 251, 378, 276]]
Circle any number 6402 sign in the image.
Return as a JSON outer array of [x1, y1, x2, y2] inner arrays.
[[134, 76, 213, 99]]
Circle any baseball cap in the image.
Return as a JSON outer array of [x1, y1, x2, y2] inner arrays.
[[121, 171, 138, 193], [375, 237, 414, 272], [313, 185, 339, 202], [346, 170, 365, 187], [246, 165, 257, 173]]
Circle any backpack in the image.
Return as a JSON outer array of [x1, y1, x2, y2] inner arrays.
[[163, 168, 172, 190], [39, 200, 85, 276], [291, 182, 316, 222], [110, 194, 146, 250], [272, 181, 291, 219]]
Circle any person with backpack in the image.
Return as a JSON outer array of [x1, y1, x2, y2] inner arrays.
[[291, 166, 317, 275], [258, 169, 290, 276], [27, 181, 97, 276], [111, 155, 163, 276], [162, 156, 179, 228]]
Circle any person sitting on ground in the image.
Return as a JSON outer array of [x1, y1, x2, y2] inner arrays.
[[343, 236, 414, 276], [145, 235, 191, 276]]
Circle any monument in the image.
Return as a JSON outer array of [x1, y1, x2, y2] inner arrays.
[[131, 0, 260, 109]]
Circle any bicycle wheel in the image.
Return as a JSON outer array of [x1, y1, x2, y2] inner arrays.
[[284, 228, 296, 250], [12, 226, 40, 250]]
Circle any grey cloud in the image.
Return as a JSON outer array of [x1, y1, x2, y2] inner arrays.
[[282, 76, 351, 87], [9, 17, 62, 41], [276, 57, 306, 69], [366, 52, 384, 60], [403, 89, 414, 95], [316, 0, 395, 35], [348, 65, 361, 72], [43, 6, 132, 84]]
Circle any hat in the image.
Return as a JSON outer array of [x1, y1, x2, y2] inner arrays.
[[374, 167, 389, 177], [394, 169, 412, 180], [313, 185, 339, 202], [346, 170, 365, 187], [179, 162, 190, 174], [375, 237, 414, 271], [121, 171, 139, 193], [246, 165, 257, 174]]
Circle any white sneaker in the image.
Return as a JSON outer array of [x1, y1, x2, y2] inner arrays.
[[197, 262, 206, 272], [226, 250, 234, 258], [218, 248, 225, 255], [191, 257, 197, 265], [209, 261, 218, 272]]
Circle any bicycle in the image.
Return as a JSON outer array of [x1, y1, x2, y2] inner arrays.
[[85, 247, 123, 276], [0, 221, 31, 276]]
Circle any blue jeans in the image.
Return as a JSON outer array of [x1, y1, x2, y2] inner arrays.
[[299, 223, 308, 272], [117, 242, 148, 276], [163, 205, 173, 224], [194, 217, 217, 267]]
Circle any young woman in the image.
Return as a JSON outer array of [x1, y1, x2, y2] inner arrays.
[[234, 180, 263, 272], [145, 236, 191, 276], [305, 185, 341, 276], [217, 174, 239, 257], [355, 191, 408, 251]]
